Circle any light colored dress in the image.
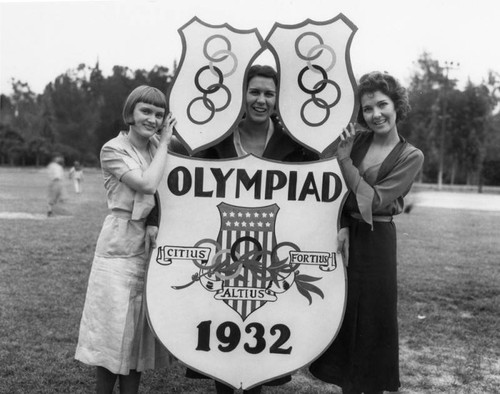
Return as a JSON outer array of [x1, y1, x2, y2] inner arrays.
[[47, 161, 64, 205], [75, 131, 169, 375]]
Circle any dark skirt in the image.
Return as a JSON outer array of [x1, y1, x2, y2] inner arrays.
[[309, 218, 400, 392]]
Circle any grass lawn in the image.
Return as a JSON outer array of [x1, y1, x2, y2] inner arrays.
[[0, 167, 499, 393]]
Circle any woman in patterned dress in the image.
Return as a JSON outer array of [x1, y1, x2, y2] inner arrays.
[[75, 86, 176, 393]]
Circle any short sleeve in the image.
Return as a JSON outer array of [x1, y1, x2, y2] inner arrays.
[[100, 144, 141, 181]]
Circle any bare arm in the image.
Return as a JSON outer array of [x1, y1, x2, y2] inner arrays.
[[121, 114, 176, 194]]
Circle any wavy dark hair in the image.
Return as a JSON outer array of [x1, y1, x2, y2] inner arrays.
[[356, 71, 410, 128], [246, 65, 278, 89]]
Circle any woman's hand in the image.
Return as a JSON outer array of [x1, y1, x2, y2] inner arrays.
[[145, 225, 159, 256], [337, 123, 356, 161], [158, 113, 177, 146], [337, 227, 349, 267]]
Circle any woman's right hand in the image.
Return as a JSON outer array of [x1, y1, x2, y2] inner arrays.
[[337, 123, 356, 161], [159, 113, 177, 145], [337, 227, 349, 267]]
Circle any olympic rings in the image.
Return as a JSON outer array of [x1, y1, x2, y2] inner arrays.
[[188, 35, 236, 125], [295, 31, 324, 61], [209, 49, 238, 78], [230, 236, 263, 263], [295, 31, 342, 127], [271, 241, 300, 264], [297, 65, 328, 95], [187, 96, 216, 125], [301, 97, 330, 127], [194, 65, 223, 94], [212, 249, 243, 280], [311, 79, 341, 109], [306, 44, 337, 73], [203, 34, 232, 62], [192, 238, 221, 269], [203, 83, 232, 112]]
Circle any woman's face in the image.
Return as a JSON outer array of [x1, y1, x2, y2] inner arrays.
[[130, 102, 166, 139], [360, 91, 397, 136], [245, 76, 277, 125]]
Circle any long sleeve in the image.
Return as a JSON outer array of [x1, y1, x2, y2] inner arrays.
[[339, 145, 424, 227]]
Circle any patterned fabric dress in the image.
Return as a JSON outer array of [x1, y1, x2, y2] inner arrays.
[[75, 131, 170, 375]]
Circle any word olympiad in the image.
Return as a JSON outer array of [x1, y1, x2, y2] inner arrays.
[[166, 165, 344, 202]]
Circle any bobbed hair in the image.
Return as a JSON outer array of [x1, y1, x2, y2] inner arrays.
[[356, 71, 411, 128], [122, 85, 168, 125], [246, 65, 278, 89]]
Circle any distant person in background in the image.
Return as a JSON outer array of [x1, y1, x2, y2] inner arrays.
[[47, 153, 65, 217], [309, 71, 424, 394], [69, 160, 84, 194], [75, 85, 176, 394]]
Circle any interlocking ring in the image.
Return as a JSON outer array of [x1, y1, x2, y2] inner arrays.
[[295, 31, 324, 61], [230, 236, 263, 263], [187, 97, 215, 125], [192, 238, 221, 269], [188, 34, 236, 125], [194, 65, 223, 94], [187, 83, 232, 125], [209, 49, 238, 78], [301, 97, 331, 127], [202, 83, 232, 112], [298, 65, 328, 94], [270, 241, 301, 271], [295, 31, 342, 127], [212, 249, 243, 280], [203, 34, 232, 63], [306, 44, 337, 73], [311, 79, 341, 109]]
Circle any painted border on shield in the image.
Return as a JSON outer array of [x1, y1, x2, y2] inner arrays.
[[167, 16, 266, 155], [265, 14, 359, 157]]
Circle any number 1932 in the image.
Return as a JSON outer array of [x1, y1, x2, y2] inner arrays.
[[196, 320, 292, 355]]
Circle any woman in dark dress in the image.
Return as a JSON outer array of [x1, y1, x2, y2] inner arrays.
[[185, 64, 317, 393], [309, 71, 424, 394]]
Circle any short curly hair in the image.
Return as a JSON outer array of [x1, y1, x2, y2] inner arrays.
[[122, 85, 168, 126], [246, 65, 278, 89], [356, 71, 410, 128]]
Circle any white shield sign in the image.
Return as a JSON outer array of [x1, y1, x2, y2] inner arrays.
[[146, 153, 347, 390], [168, 17, 264, 154], [266, 14, 358, 155]]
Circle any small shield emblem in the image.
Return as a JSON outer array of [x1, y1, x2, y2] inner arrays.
[[266, 15, 358, 155], [214, 203, 279, 320], [168, 17, 264, 154]]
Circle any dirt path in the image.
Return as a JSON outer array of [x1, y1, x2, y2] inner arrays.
[[414, 191, 500, 212]]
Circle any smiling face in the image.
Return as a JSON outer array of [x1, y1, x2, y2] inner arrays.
[[245, 76, 277, 125], [129, 102, 166, 139], [360, 90, 398, 137]]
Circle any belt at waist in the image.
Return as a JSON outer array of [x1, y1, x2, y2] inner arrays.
[[350, 212, 393, 222], [110, 210, 132, 219]]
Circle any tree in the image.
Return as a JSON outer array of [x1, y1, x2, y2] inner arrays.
[[401, 52, 451, 183]]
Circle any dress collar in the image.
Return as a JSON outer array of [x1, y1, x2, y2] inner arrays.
[[233, 119, 275, 157]]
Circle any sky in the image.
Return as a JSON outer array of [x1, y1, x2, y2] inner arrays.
[[1, 0, 499, 96]]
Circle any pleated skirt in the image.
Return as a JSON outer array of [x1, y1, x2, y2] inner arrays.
[[310, 219, 400, 392], [75, 253, 170, 375]]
